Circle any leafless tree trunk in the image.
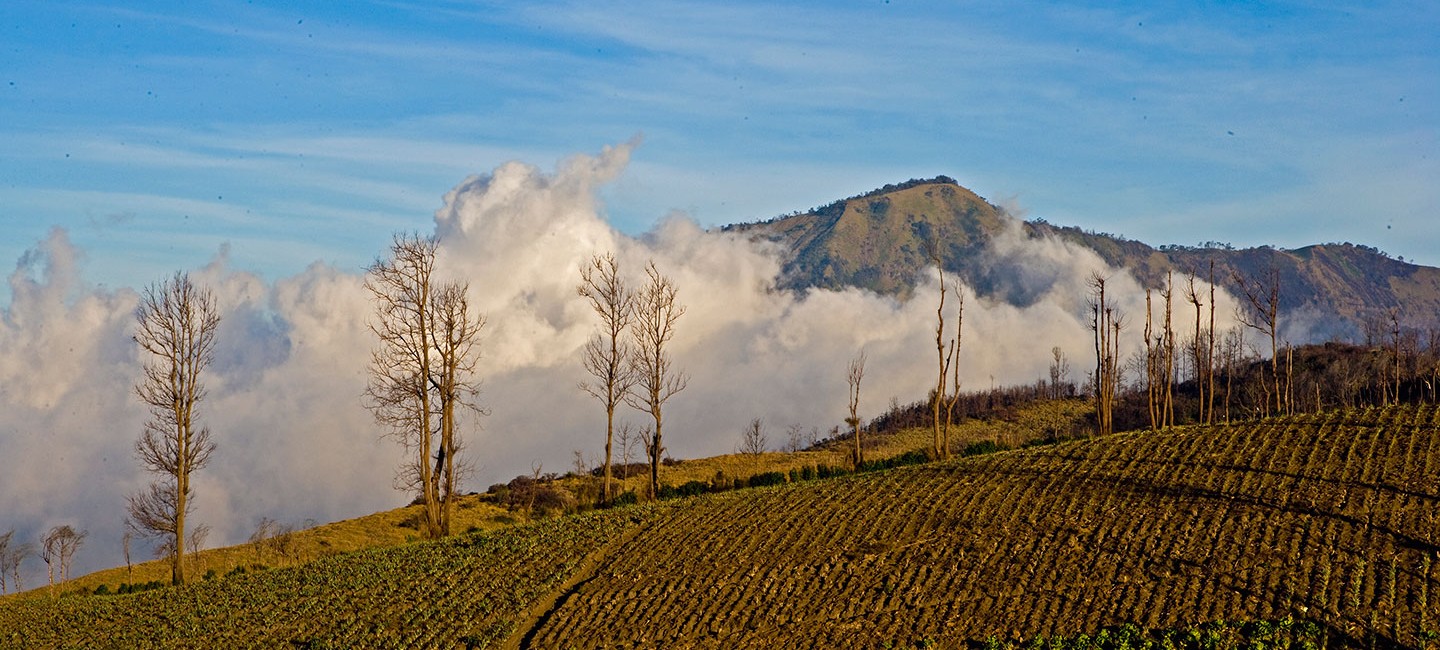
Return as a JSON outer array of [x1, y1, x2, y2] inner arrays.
[[1144, 289, 1159, 431], [128, 272, 219, 586], [625, 261, 687, 501], [617, 422, 638, 480], [41, 525, 86, 592], [1185, 271, 1208, 424], [430, 282, 485, 536], [942, 296, 964, 458], [740, 418, 767, 456], [1222, 328, 1244, 424], [0, 531, 12, 594], [366, 234, 483, 539], [1207, 260, 1217, 424], [1233, 266, 1282, 415], [1, 539, 32, 594], [1389, 308, 1403, 405], [930, 254, 963, 460], [366, 233, 442, 538], [1162, 272, 1175, 428], [122, 529, 133, 579], [847, 351, 866, 468], [578, 253, 635, 504], [1049, 346, 1070, 399], [785, 423, 806, 453], [1088, 274, 1124, 436]]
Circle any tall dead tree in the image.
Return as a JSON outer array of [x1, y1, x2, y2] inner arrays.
[[1049, 346, 1071, 399], [930, 252, 963, 460], [626, 261, 687, 501], [366, 233, 442, 538], [847, 351, 866, 468], [1162, 272, 1175, 428], [1389, 308, 1403, 405], [1207, 261, 1218, 424], [0, 531, 13, 594], [430, 282, 485, 536], [41, 525, 86, 592], [1184, 271, 1208, 424], [1233, 266, 1282, 416], [1144, 289, 1159, 431], [943, 297, 964, 458], [367, 235, 484, 539], [578, 253, 635, 504], [1088, 274, 1124, 436], [128, 272, 219, 586]]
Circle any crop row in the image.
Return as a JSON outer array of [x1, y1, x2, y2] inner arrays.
[[0, 507, 665, 648], [524, 406, 1440, 647]]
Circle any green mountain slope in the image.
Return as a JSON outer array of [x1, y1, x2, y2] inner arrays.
[[728, 178, 1440, 339], [5, 405, 1438, 648]]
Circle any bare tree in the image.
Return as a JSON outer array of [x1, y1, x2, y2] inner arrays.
[[942, 295, 964, 459], [41, 525, 87, 592], [1, 537, 33, 594], [785, 423, 806, 453], [128, 272, 219, 586], [739, 418, 768, 456], [616, 422, 639, 480], [248, 517, 280, 564], [625, 261, 688, 501], [847, 350, 866, 469], [0, 530, 12, 594], [366, 233, 441, 538], [1207, 260, 1218, 424], [929, 253, 964, 460], [1161, 272, 1175, 428], [122, 529, 133, 579], [366, 235, 485, 538], [1088, 273, 1125, 436], [1233, 266, 1282, 416], [1143, 289, 1158, 430], [1184, 271, 1209, 424], [578, 252, 635, 504], [430, 282, 486, 536], [185, 523, 210, 576], [1220, 327, 1246, 423], [1049, 346, 1071, 399]]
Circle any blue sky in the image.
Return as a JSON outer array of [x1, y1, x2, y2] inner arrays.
[[2, 1, 1436, 298]]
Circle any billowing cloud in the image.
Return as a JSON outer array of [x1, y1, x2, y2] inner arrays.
[[0, 142, 1247, 586]]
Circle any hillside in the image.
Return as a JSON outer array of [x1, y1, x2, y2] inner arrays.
[[726, 178, 1440, 340], [4, 404, 1438, 648]]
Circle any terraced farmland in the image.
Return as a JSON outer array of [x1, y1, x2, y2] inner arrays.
[[5, 405, 1440, 648]]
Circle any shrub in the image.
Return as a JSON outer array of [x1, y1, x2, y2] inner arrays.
[[93, 584, 110, 595], [610, 491, 639, 507], [747, 472, 787, 488], [676, 480, 710, 497], [962, 440, 1008, 457]]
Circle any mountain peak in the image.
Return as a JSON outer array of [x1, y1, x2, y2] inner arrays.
[[725, 178, 1440, 340]]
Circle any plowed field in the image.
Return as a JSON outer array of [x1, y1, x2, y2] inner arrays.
[[5, 405, 1439, 648]]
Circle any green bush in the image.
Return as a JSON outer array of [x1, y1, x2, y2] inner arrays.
[[609, 491, 639, 507], [747, 472, 787, 488], [93, 584, 110, 596], [961, 440, 1008, 457]]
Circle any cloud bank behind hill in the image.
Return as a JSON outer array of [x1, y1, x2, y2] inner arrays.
[[0, 142, 1244, 586]]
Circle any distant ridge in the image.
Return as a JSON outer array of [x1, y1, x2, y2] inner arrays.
[[726, 178, 1440, 341]]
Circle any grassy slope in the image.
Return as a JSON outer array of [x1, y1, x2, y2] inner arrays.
[[3, 403, 1436, 648]]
